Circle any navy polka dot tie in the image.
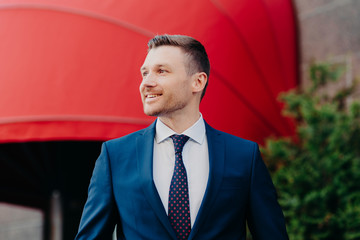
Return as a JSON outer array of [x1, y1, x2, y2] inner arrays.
[[168, 134, 191, 239]]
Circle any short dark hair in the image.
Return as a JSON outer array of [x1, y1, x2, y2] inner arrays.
[[147, 34, 210, 100]]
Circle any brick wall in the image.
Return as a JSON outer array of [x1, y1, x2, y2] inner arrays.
[[294, 0, 360, 99]]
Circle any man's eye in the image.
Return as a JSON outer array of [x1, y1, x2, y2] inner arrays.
[[159, 69, 166, 73], [142, 72, 148, 77]]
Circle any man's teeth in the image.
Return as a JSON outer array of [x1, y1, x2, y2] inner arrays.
[[147, 94, 160, 98]]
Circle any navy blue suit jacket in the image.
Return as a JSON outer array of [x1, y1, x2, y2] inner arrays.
[[75, 121, 288, 239]]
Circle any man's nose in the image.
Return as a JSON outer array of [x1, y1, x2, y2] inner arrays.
[[141, 73, 157, 87]]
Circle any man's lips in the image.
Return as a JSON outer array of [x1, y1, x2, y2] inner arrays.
[[144, 94, 162, 102], [145, 94, 162, 99]]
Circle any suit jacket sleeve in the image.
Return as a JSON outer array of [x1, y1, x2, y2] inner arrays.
[[247, 143, 289, 240], [75, 142, 121, 240]]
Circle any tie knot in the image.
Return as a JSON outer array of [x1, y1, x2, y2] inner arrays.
[[170, 134, 189, 153]]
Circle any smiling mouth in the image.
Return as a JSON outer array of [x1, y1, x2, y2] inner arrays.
[[146, 94, 162, 99]]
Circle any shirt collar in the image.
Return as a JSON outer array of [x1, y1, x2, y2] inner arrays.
[[155, 114, 206, 144]]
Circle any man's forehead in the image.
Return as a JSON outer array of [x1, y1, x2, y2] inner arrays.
[[141, 46, 186, 68]]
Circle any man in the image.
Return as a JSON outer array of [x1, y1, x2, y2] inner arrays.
[[75, 34, 288, 239]]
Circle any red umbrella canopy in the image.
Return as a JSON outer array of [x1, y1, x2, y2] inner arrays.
[[0, 0, 297, 143]]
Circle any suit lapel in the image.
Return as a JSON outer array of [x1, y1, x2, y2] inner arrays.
[[136, 121, 177, 239], [188, 123, 225, 240]]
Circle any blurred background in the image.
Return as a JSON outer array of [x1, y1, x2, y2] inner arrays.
[[0, 0, 359, 239]]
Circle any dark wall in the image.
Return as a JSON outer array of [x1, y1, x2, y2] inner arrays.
[[0, 141, 103, 240]]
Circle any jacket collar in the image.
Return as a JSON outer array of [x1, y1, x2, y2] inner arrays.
[[136, 121, 177, 239], [188, 122, 225, 239]]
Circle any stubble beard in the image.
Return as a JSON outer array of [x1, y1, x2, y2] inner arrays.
[[143, 97, 188, 118]]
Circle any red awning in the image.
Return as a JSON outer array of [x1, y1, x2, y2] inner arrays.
[[0, 0, 297, 143]]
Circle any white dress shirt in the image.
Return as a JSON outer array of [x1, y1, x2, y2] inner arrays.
[[153, 115, 209, 227]]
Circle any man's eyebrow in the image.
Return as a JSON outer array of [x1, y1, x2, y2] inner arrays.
[[140, 64, 170, 71], [156, 64, 170, 68]]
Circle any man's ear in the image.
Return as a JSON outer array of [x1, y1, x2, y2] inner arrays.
[[192, 72, 207, 94]]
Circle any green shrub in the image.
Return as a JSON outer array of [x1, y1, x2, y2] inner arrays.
[[261, 62, 360, 240]]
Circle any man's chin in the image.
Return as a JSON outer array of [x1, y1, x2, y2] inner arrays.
[[143, 108, 160, 117]]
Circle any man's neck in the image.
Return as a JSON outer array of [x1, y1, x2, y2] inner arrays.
[[159, 112, 201, 134]]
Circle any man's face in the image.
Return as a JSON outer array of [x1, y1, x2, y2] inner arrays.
[[139, 46, 194, 117]]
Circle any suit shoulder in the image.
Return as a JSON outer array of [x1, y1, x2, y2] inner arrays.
[[105, 123, 155, 147], [208, 125, 258, 148], [207, 125, 257, 144], [207, 125, 260, 165]]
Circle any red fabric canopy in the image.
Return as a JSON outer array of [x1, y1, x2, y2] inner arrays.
[[0, 0, 297, 143]]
